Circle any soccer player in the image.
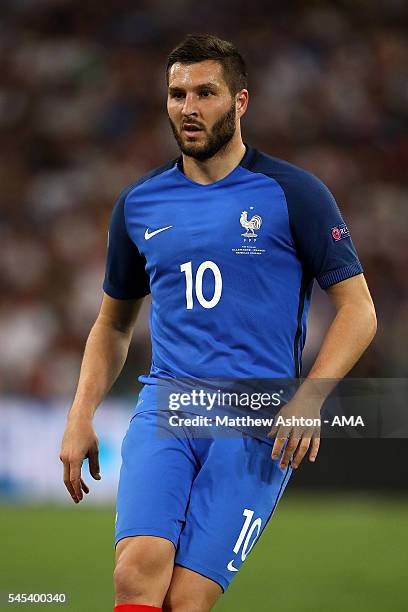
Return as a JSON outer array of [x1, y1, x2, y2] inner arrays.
[[60, 34, 377, 611]]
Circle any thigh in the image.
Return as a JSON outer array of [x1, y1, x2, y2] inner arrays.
[[115, 410, 198, 549], [115, 535, 175, 564], [175, 434, 292, 592]]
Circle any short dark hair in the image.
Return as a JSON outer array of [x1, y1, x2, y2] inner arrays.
[[166, 33, 248, 95]]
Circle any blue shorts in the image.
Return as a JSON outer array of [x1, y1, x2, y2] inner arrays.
[[115, 407, 292, 592]]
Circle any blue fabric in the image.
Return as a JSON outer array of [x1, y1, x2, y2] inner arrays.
[[115, 405, 291, 592], [103, 191, 150, 300], [103, 144, 363, 380]]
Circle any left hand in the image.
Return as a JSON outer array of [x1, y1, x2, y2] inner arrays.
[[268, 396, 321, 469]]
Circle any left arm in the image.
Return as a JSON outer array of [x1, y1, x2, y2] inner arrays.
[[270, 273, 377, 468], [309, 274, 377, 380]]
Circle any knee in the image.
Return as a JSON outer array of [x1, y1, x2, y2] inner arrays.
[[114, 557, 150, 600], [114, 539, 174, 602], [115, 546, 163, 583]]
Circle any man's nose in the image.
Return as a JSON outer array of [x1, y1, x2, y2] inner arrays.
[[181, 93, 198, 116]]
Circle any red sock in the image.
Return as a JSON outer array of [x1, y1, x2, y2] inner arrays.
[[114, 606, 162, 612]]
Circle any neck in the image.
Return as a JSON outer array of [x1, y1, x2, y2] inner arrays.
[[181, 133, 246, 185]]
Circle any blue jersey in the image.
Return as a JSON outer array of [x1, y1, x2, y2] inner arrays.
[[103, 144, 362, 382]]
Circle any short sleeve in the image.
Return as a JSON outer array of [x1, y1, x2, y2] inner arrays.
[[279, 171, 363, 289], [103, 193, 150, 299]]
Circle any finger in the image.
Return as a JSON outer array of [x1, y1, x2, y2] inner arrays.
[[63, 462, 78, 503], [81, 478, 90, 494], [309, 436, 321, 462], [280, 436, 300, 468], [63, 462, 79, 503], [70, 461, 84, 501], [271, 433, 287, 461], [268, 425, 278, 438], [88, 448, 101, 480], [291, 438, 311, 469]]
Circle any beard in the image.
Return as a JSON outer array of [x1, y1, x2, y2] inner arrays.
[[169, 101, 236, 161]]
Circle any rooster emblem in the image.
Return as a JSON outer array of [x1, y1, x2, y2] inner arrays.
[[240, 211, 263, 238]]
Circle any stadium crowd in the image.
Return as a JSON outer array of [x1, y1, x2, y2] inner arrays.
[[1, 0, 407, 397]]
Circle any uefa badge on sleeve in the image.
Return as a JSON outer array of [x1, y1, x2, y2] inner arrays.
[[331, 223, 350, 242]]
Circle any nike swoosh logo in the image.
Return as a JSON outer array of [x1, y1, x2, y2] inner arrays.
[[227, 560, 239, 572], [144, 226, 173, 240]]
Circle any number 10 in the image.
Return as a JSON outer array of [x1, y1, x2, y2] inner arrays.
[[180, 260, 222, 309], [233, 509, 262, 561]]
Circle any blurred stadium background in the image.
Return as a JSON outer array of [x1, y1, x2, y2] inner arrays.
[[0, 0, 407, 610]]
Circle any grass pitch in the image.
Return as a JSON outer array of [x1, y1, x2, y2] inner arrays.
[[1, 493, 407, 611]]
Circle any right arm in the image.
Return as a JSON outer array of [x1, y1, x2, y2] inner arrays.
[[60, 190, 150, 503], [59, 293, 145, 504], [68, 293, 144, 423]]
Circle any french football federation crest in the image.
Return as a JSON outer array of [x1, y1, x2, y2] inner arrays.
[[240, 211, 262, 238]]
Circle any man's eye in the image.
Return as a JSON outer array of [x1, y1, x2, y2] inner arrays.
[[171, 92, 184, 99], [199, 90, 212, 97]]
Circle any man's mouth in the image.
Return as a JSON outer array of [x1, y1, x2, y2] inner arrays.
[[182, 124, 204, 137]]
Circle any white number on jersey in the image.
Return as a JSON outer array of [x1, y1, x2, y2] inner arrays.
[[180, 260, 222, 310], [233, 508, 262, 561]]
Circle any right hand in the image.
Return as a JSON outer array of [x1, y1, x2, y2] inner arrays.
[[59, 417, 101, 503]]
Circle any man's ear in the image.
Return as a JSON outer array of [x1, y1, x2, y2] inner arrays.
[[236, 89, 249, 118]]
